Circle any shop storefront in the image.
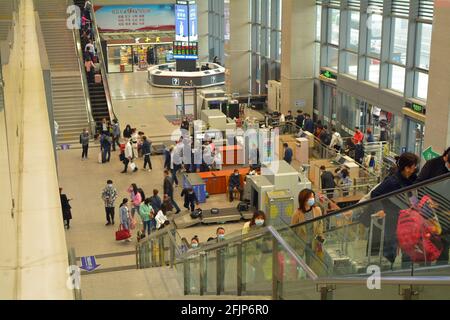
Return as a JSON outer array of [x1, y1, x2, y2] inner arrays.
[[93, 4, 176, 73], [106, 42, 175, 73], [317, 79, 405, 155]]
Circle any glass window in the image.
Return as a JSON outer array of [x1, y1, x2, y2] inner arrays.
[[415, 72, 429, 100], [347, 10, 360, 51], [328, 9, 340, 46], [389, 65, 405, 93], [327, 46, 339, 70], [367, 58, 380, 84], [416, 23, 432, 70], [316, 5, 322, 41], [367, 13, 382, 56], [344, 52, 358, 77], [390, 18, 408, 65]]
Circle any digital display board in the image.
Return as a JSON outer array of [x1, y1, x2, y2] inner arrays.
[[173, 41, 198, 60], [175, 4, 189, 42]]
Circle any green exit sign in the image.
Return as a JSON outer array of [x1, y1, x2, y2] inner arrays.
[[412, 103, 425, 113], [407, 102, 426, 115], [320, 69, 337, 81]]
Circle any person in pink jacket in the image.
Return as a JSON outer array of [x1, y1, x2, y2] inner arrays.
[[128, 183, 143, 219]]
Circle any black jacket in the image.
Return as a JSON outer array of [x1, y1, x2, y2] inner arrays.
[[416, 157, 448, 183], [321, 171, 336, 190], [229, 174, 241, 189], [371, 172, 416, 263], [164, 176, 174, 198], [181, 189, 198, 203], [141, 140, 151, 155], [60, 194, 72, 220]]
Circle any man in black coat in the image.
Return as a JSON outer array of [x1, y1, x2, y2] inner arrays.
[[181, 188, 199, 212], [59, 188, 72, 229], [163, 170, 181, 214], [416, 147, 450, 183], [320, 166, 336, 199]]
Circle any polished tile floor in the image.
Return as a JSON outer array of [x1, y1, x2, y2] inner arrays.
[[58, 71, 254, 298]]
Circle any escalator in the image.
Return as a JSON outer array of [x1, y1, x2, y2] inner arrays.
[[73, 0, 114, 133], [136, 173, 450, 299]]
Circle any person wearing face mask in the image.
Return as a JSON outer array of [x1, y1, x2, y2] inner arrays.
[[370, 152, 419, 268], [190, 236, 200, 250], [242, 211, 266, 235], [291, 189, 324, 269], [216, 227, 226, 241], [416, 147, 450, 183]]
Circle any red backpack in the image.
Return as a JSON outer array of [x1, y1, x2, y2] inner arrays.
[[396, 196, 443, 263]]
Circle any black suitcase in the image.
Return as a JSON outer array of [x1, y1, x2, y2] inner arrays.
[[237, 202, 249, 212], [210, 208, 220, 215], [191, 209, 202, 219]]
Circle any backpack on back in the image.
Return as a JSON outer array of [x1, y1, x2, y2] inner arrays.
[[397, 196, 443, 263]]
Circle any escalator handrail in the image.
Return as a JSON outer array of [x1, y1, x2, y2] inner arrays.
[[290, 172, 450, 230], [267, 226, 318, 281], [86, 1, 117, 121], [316, 276, 450, 287], [69, 2, 96, 136]]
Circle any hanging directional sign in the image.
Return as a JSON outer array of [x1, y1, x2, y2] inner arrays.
[[80, 256, 100, 272], [422, 146, 441, 162]]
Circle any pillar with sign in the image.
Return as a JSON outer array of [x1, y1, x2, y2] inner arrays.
[[174, 0, 199, 72]]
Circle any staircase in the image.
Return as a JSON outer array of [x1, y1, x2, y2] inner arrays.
[[34, 0, 90, 145], [0, 0, 14, 41]]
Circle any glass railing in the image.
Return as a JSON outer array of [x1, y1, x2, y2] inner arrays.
[[136, 173, 450, 299], [289, 173, 450, 278]]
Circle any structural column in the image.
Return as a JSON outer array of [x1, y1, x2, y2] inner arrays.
[[280, 0, 315, 115], [197, 0, 209, 62], [424, 0, 450, 153], [224, 0, 250, 95]]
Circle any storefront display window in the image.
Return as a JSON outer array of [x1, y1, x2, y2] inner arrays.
[[106, 43, 174, 73]]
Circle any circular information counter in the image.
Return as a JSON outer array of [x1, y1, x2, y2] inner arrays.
[[148, 62, 226, 88]]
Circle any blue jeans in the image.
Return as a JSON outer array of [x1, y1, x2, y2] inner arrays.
[[131, 206, 140, 218], [169, 194, 181, 213], [143, 220, 152, 236], [171, 165, 180, 186]]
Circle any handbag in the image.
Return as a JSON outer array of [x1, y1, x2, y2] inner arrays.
[[130, 162, 137, 171], [115, 224, 131, 241]]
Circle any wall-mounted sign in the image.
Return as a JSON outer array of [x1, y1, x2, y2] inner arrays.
[[172, 78, 180, 86], [320, 69, 338, 81], [406, 101, 426, 115], [94, 5, 175, 32]]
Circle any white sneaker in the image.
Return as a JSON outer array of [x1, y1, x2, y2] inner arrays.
[[148, 169, 152, 172]]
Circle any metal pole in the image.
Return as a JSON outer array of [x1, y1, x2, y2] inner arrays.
[[237, 244, 243, 296], [199, 253, 206, 296], [272, 235, 280, 300]]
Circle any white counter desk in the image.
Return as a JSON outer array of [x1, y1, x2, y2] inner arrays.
[[148, 62, 226, 88]]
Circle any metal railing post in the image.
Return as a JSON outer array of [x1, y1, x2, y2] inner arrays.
[[183, 259, 190, 295], [272, 235, 281, 300], [237, 243, 243, 296], [199, 253, 206, 296]]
